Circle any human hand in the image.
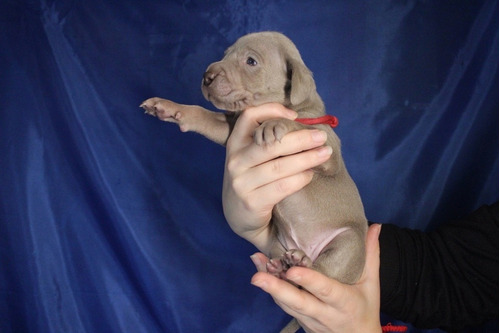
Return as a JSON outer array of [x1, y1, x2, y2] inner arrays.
[[222, 103, 333, 253], [250, 224, 382, 333]]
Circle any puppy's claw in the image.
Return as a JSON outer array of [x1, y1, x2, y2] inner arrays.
[[266, 259, 283, 274]]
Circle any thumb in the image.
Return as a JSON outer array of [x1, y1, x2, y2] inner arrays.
[[250, 252, 269, 272], [362, 224, 381, 283]]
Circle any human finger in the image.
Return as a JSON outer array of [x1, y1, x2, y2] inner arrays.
[[250, 253, 269, 272], [239, 170, 315, 217], [237, 145, 332, 192], [223, 170, 314, 233], [285, 267, 349, 308], [251, 271, 323, 319], [362, 224, 381, 282], [357, 223, 381, 307], [226, 129, 328, 177]]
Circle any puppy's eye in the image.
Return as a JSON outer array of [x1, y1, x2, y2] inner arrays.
[[246, 57, 258, 66]]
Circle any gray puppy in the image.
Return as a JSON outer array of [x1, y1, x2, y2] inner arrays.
[[141, 31, 367, 332]]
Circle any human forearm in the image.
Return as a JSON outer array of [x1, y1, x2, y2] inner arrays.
[[379, 203, 499, 330]]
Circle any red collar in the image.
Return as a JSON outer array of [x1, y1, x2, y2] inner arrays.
[[295, 115, 338, 128]]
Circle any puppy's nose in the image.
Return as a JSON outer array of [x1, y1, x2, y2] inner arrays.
[[203, 71, 215, 86]]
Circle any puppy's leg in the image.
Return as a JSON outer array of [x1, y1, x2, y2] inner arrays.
[[140, 97, 231, 145], [313, 226, 366, 284]]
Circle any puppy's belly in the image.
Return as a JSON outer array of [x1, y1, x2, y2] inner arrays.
[[280, 226, 350, 263]]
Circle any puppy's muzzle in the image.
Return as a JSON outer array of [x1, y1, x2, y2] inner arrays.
[[203, 71, 216, 86], [202, 65, 232, 100]]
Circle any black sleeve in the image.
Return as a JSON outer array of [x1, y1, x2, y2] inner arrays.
[[379, 202, 499, 331]]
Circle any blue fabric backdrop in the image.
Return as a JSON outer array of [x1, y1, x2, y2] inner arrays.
[[1, 0, 498, 332]]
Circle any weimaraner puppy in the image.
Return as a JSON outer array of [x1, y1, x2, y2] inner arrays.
[[141, 31, 367, 333]]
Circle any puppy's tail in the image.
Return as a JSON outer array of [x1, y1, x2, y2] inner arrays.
[[280, 318, 300, 333]]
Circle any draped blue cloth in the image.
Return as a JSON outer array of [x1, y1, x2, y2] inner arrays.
[[0, 1, 497, 332]]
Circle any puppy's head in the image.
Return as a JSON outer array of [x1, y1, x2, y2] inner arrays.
[[201, 31, 316, 112]]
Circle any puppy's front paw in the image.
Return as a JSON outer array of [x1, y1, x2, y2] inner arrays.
[[140, 97, 183, 123], [253, 119, 290, 145]]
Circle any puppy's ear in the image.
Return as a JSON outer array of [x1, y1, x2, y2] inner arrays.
[[286, 59, 315, 106]]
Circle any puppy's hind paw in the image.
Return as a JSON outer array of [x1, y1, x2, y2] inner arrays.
[[284, 249, 312, 268], [266, 250, 312, 281], [266, 258, 287, 279]]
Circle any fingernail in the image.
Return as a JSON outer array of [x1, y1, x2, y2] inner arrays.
[[250, 254, 265, 271], [311, 130, 327, 143], [317, 146, 333, 157], [251, 278, 267, 289], [287, 109, 298, 119]]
